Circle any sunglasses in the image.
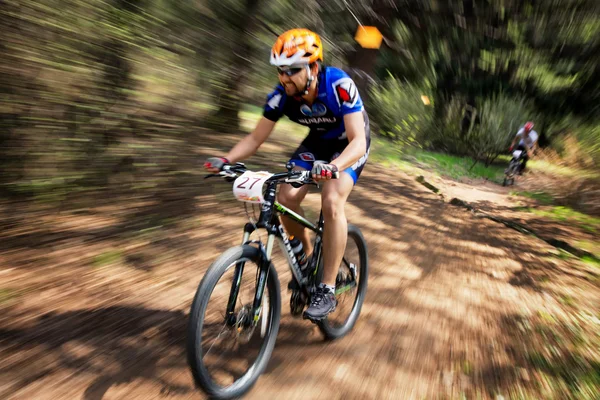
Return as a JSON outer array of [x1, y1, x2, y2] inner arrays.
[[277, 67, 303, 76]]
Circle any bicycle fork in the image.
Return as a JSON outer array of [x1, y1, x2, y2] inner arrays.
[[225, 223, 274, 328]]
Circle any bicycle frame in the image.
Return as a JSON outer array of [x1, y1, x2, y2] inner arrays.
[[506, 155, 523, 177], [225, 177, 324, 326]]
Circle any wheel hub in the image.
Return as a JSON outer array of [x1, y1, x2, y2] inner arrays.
[[235, 305, 256, 344]]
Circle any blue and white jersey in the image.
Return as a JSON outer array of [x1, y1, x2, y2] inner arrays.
[[262, 66, 368, 140]]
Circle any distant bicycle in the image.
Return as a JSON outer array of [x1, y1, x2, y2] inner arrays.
[[187, 162, 368, 399], [503, 149, 526, 186]]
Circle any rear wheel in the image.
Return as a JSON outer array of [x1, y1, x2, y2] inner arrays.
[[187, 245, 281, 399], [317, 224, 368, 340]]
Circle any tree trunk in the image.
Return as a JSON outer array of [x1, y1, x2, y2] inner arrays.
[[209, 0, 260, 132], [345, 47, 378, 106]]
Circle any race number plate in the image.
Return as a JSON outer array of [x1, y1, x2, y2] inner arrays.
[[232, 171, 273, 203], [513, 150, 523, 158]]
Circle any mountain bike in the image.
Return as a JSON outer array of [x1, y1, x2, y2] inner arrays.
[[503, 149, 526, 186], [187, 162, 368, 399]]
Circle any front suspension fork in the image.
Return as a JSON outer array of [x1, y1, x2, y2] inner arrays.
[[225, 223, 254, 325], [225, 224, 274, 327]]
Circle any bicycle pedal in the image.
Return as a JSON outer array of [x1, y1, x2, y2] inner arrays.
[[303, 314, 323, 323]]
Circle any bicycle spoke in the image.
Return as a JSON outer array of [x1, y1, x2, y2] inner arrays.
[[203, 323, 231, 360]]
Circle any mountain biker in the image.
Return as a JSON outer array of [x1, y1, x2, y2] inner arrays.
[[509, 121, 538, 174], [204, 29, 370, 321]]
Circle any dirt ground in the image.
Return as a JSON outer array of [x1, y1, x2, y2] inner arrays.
[[1, 132, 599, 400]]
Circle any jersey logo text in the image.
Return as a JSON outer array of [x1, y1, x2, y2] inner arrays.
[[297, 117, 337, 124], [300, 103, 327, 117]]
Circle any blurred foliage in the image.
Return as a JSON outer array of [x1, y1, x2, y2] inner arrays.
[[468, 94, 536, 165], [424, 93, 533, 166], [369, 76, 433, 147], [0, 0, 599, 203]]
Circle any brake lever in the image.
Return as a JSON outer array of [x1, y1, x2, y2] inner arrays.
[[204, 169, 238, 180]]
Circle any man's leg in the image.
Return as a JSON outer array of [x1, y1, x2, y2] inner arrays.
[[517, 145, 528, 174], [320, 172, 354, 285], [521, 154, 528, 173], [277, 167, 312, 255], [303, 172, 354, 320]]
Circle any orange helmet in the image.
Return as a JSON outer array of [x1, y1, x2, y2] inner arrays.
[[270, 28, 323, 67]]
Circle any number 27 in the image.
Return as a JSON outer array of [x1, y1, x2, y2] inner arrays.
[[236, 177, 261, 189]]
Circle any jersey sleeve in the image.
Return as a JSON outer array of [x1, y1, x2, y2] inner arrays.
[[263, 86, 286, 122], [516, 128, 524, 137], [331, 72, 364, 115]]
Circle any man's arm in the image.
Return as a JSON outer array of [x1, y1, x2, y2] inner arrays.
[[205, 117, 276, 172], [226, 117, 276, 163], [330, 112, 367, 171], [530, 132, 539, 153], [510, 128, 523, 150], [526, 139, 537, 157]]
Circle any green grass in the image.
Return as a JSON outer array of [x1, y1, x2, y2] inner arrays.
[[93, 250, 123, 267], [510, 190, 555, 205], [525, 206, 600, 233], [559, 294, 577, 307], [555, 249, 575, 260], [371, 141, 505, 181], [0, 289, 19, 305], [575, 240, 600, 256], [369, 140, 414, 171], [411, 151, 504, 181], [581, 256, 600, 269]]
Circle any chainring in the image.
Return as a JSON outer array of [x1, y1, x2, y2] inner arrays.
[[290, 290, 306, 316]]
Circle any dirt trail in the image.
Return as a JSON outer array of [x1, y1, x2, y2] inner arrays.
[[1, 133, 598, 400]]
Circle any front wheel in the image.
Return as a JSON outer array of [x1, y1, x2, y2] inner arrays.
[[317, 224, 368, 340], [503, 160, 518, 186], [187, 245, 281, 399]]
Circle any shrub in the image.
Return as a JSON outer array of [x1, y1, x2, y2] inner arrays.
[[369, 75, 434, 148], [467, 94, 536, 165]]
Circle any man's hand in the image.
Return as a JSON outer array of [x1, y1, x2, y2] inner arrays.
[[509, 145, 514, 152], [311, 162, 338, 181], [204, 157, 229, 173]]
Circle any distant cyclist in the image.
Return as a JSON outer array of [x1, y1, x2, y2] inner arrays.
[[204, 29, 369, 321], [509, 121, 538, 174]]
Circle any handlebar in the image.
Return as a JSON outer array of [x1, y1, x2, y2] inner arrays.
[[204, 162, 335, 187]]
